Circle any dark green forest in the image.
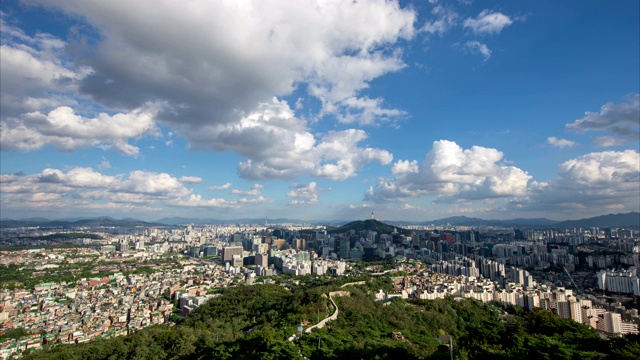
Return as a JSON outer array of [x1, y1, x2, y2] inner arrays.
[[18, 279, 640, 360]]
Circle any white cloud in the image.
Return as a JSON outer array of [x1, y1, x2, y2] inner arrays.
[[421, 5, 459, 36], [558, 150, 638, 185], [464, 41, 491, 61], [233, 99, 393, 180], [238, 196, 269, 205], [0, 17, 84, 118], [168, 194, 240, 209], [288, 182, 319, 206], [336, 96, 407, 125], [566, 94, 640, 142], [178, 176, 203, 184], [310, 129, 394, 180], [209, 182, 232, 190], [513, 150, 640, 212], [3, 2, 414, 178], [391, 160, 419, 175], [547, 136, 578, 149], [169, 194, 268, 208], [115, 171, 191, 197], [1, 105, 158, 157], [36, 167, 117, 188], [463, 10, 514, 35], [98, 157, 112, 169], [348, 203, 371, 209], [366, 140, 531, 202], [0, 17, 158, 157], [592, 136, 626, 148], [30, 0, 415, 132], [231, 184, 264, 196], [0, 167, 267, 213]]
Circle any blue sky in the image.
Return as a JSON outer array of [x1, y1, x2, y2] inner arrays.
[[1, 0, 638, 222]]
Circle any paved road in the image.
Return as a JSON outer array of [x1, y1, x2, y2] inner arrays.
[[288, 290, 346, 341]]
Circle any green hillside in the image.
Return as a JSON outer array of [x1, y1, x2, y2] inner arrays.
[[18, 277, 640, 360], [329, 219, 411, 236]]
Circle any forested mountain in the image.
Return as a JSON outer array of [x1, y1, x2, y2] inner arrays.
[[328, 219, 411, 236], [19, 277, 640, 360], [553, 212, 640, 228]]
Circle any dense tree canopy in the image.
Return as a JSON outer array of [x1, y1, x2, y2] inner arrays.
[[18, 279, 639, 360]]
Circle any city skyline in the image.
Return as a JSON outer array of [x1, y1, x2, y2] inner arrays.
[[1, 0, 639, 222]]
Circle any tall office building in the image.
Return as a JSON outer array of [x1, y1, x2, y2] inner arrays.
[[223, 246, 244, 263], [339, 238, 350, 259], [255, 253, 268, 267]]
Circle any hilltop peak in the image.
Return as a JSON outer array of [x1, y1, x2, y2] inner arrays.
[[330, 219, 410, 235]]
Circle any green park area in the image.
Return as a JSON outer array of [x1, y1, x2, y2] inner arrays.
[[17, 277, 640, 360]]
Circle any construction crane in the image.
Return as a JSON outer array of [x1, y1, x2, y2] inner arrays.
[[563, 266, 583, 295]]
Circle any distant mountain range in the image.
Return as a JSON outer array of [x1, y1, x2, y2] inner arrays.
[[154, 217, 306, 226], [551, 212, 640, 229], [386, 216, 559, 227], [0, 217, 164, 229], [1, 212, 637, 229], [388, 212, 639, 228]]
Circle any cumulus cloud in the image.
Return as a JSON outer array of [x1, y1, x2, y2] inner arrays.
[[0, 17, 84, 118], [513, 150, 640, 212], [3, 2, 415, 179], [168, 195, 240, 209], [288, 182, 319, 206], [233, 99, 393, 180], [566, 94, 640, 143], [0, 17, 160, 156], [231, 184, 264, 196], [547, 136, 578, 149], [0, 167, 264, 213], [463, 10, 514, 35], [365, 140, 531, 203], [391, 160, 419, 175], [209, 182, 232, 191], [1, 106, 158, 156], [30, 0, 414, 131], [464, 41, 491, 61], [36, 167, 117, 188], [178, 176, 202, 184], [310, 129, 394, 180]]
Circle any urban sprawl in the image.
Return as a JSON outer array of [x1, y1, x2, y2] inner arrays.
[[1, 221, 638, 358]]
